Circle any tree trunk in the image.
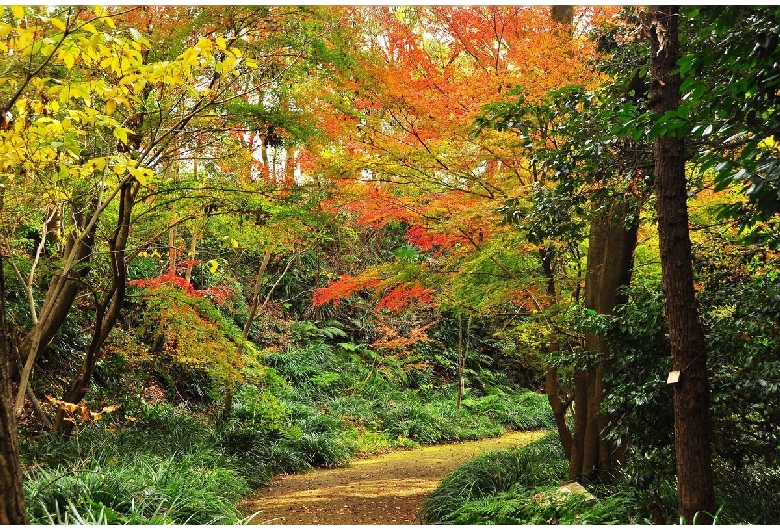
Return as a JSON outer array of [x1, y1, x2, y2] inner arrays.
[[53, 182, 137, 435], [14, 203, 98, 417], [571, 201, 638, 480], [545, 363, 573, 460], [0, 225, 28, 523], [0, 348, 27, 524], [649, 5, 716, 523], [538, 245, 576, 456]]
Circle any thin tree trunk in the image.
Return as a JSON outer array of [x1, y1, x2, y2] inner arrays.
[[456, 314, 470, 409], [14, 204, 98, 417], [53, 182, 137, 434], [538, 246, 575, 462], [545, 363, 573, 460], [649, 5, 716, 523], [184, 224, 203, 284], [221, 249, 272, 423]]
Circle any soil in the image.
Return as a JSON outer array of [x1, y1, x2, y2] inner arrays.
[[240, 430, 546, 525]]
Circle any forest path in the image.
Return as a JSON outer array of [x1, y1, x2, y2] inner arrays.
[[240, 430, 545, 525]]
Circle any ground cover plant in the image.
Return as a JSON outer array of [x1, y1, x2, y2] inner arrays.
[[19, 328, 554, 524]]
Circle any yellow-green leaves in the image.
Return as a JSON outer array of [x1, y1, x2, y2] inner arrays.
[[9, 5, 24, 20]]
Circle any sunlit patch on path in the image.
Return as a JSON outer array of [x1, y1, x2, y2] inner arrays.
[[241, 430, 545, 525]]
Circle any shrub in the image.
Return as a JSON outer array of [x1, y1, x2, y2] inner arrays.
[[420, 432, 567, 524], [25, 453, 248, 524]]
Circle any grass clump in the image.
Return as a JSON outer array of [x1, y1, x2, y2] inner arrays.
[[420, 432, 659, 525], [420, 431, 567, 524], [447, 486, 645, 525], [24, 440, 249, 524]]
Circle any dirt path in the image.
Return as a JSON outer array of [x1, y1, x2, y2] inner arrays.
[[240, 430, 545, 525]]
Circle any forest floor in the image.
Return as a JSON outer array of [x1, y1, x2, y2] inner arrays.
[[240, 430, 546, 525]]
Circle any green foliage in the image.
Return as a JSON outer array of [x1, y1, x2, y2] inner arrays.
[[680, 6, 780, 234], [21, 408, 249, 524], [420, 432, 567, 524], [446, 487, 645, 525]]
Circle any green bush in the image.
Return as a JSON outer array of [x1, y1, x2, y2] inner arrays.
[[420, 432, 568, 524], [25, 453, 248, 524], [447, 487, 640, 525], [715, 461, 780, 524]]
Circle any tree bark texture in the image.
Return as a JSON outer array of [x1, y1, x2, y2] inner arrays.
[[0, 232, 28, 522], [570, 200, 638, 480], [650, 5, 716, 523], [0, 357, 27, 524], [1, 285, 26, 522]]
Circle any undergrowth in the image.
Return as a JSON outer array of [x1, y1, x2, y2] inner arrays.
[[421, 432, 780, 524], [21, 334, 553, 524]]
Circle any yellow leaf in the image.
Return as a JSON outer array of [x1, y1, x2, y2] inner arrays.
[[81, 22, 98, 34], [196, 37, 212, 51], [208, 259, 219, 273], [113, 127, 129, 144], [90, 412, 103, 421], [128, 416, 137, 422], [231, 238, 239, 248], [114, 160, 127, 175], [50, 17, 66, 32], [10, 6, 24, 20], [216, 36, 227, 50], [63, 51, 75, 70], [102, 404, 121, 413], [105, 98, 116, 115]]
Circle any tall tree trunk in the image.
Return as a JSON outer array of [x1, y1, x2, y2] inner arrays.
[[53, 182, 137, 435], [0, 201, 28, 522], [0, 340, 27, 524], [649, 5, 716, 523], [544, 3, 639, 480]]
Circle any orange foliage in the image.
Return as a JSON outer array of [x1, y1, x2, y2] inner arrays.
[[312, 271, 382, 307], [374, 282, 435, 315], [371, 322, 436, 351], [129, 272, 235, 306]]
